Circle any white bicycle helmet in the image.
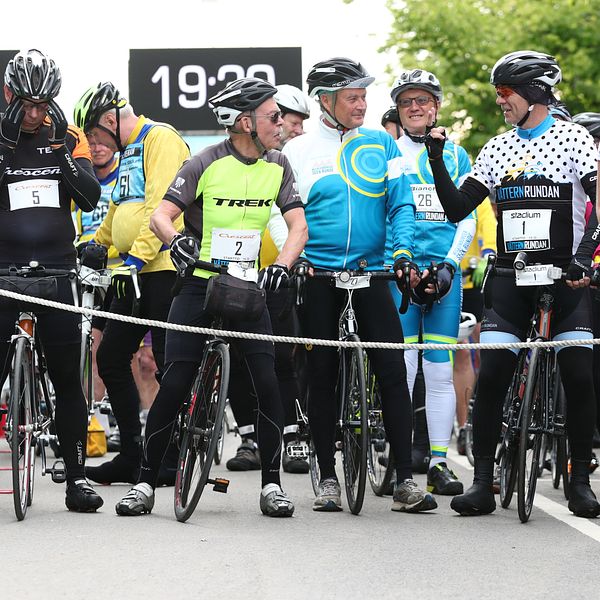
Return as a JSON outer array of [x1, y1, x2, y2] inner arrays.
[[458, 312, 478, 342], [391, 69, 443, 104], [275, 84, 310, 119]]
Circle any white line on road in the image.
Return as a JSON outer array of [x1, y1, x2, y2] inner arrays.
[[447, 448, 600, 542]]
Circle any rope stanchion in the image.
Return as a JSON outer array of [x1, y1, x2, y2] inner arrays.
[[0, 287, 596, 352]]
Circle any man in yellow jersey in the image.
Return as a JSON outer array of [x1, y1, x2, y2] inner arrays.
[[73, 83, 190, 485], [454, 197, 497, 454]]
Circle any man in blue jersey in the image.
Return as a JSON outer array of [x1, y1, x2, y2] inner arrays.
[[283, 57, 436, 514]]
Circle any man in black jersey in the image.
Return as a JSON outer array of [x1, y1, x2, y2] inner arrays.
[[425, 50, 600, 518], [0, 49, 103, 511]]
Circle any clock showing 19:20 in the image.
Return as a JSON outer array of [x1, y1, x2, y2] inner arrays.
[[129, 47, 302, 133]]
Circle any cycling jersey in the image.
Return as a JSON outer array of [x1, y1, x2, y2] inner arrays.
[[282, 118, 414, 271], [163, 138, 303, 278], [396, 135, 474, 270], [0, 121, 97, 267], [461, 198, 497, 290], [456, 116, 598, 267], [94, 116, 189, 273], [75, 158, 118, 241]]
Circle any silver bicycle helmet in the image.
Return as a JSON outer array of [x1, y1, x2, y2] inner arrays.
[[4, 49, 61, 101], [390, 69, 443, 104], [274, 84, 310, 119]]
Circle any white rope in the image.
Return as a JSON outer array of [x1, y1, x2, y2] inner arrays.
[[0, 287, 595, 352]]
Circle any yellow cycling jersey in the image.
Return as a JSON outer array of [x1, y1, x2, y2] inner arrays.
[[461, 197, 497, 290], [94, 116, 190, 274], [260, 230, 279, 268]]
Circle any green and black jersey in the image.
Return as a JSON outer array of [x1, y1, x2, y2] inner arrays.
[[164, 138, 303, 278]]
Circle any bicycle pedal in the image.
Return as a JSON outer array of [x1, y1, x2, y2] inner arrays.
[[286, 442, 309, 459], [208, 477, 229, 493], [49, 460, 67, 484]]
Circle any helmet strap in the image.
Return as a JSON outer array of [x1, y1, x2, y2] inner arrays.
[[516, 105, 534, 128], [319, 94, 351, 132], [248, 113, 267, 155]]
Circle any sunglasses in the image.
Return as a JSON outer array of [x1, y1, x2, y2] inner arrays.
[[397, 95, 434, 108], [495, 86, 515, 99], [252, 110, 283, 124]]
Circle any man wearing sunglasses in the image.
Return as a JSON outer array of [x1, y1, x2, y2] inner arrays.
[[115, 77, 307, 518], [283, 57, 437, 514], [0, 49, 103, 511], [425, 50, 600, 519], [389, 69, 475, 498]]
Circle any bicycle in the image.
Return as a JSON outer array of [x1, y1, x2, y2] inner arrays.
[[0, 263, 74, 520], [173, 259, 235, 523], [490, 253, 569, 522], [296, 261, 405, 515]]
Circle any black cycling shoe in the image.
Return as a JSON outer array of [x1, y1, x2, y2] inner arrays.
[[450, 482, 496, 516], [66, 479, 104, 512], [85, 454, 140, 485], [411, 447, 430, 475], [568, 480, 600, 518]]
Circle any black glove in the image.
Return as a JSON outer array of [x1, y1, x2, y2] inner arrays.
[[258, 263, 289, 291], [0, 97, 24, 148], [111, 264, 138, 300], [169, 234, 200, 274], [47, 100, 68, 147], [566, 256, 591, 282], [424, 131, 446, 161], [79, 242, 108, 270], [393, 257, 420, 292], [435, 262, 455, 298]]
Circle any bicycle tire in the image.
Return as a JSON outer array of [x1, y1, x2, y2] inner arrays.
[[10, 337, 35, 521], [174, 342, 229, 523], [517, 348, 545, 523], [309, 437, 321, 497], [80, 335, 94, 417], [340, 341, 368, 515], [365, 356, 394, 496]]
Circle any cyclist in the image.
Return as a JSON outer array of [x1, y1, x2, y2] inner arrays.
[[283, 57, 437, 513], [425, 50, 600, 517], [454, 197, 497, 454], [73, 82, 190, 486], [388, 69, 475, 496], [115, 77, 307, 518], [381, 107, 402, 140], [0, 49, 103, 511], [224, 83, 311, 474]]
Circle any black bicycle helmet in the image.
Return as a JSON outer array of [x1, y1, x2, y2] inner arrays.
[[73, 82, 127, 132], [381, 107, 400, 127], [490, 50, 561, 89], [4, 49, 61, 101], [306, 57, 374, 98], [572, 112, 600, 138], [209, 78, 278, 127], [390, 69, 443, 104]]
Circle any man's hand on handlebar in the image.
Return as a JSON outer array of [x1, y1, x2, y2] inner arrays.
[[565, 255, 591, 289], [393, 257, 423, 291]]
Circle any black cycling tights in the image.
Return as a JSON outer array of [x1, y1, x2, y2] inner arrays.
[[140, 353, 284, 489], [473, 347, 595, 462]]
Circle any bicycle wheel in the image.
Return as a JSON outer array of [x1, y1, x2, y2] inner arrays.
[[174, 343, 229, 523], [340, 341, 368, 515], [80, 334, 94, 417], [365, 356, 394, 496], [517, 348, 545, 523], [309, 437, 321, 497], [9, 337, 35, 521]]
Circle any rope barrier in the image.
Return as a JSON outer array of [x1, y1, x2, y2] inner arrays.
[[0, 287, 595, 352]]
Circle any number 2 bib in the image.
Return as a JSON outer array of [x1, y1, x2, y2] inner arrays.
[[211, 229, 261, 264]]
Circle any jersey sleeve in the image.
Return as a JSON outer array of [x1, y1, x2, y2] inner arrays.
[[386, 136, 415, 259], [477, 197, 497, 254]]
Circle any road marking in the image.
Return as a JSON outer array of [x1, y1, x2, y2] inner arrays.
[[447, 448, 600, 542]]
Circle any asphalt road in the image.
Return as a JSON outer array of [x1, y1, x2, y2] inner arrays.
[[1, 426, 599, 600]]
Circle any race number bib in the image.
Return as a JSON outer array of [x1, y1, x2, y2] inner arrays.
[[8, 179, 60, 211], [211, 229, 261, 263], [411, 184, 446, 222], [503, 209, 551, 252]]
